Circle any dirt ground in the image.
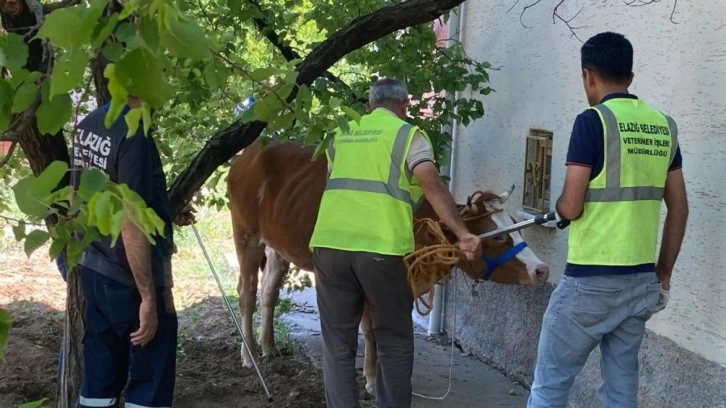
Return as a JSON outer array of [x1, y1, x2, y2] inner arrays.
[[0, 249, 333, 408]]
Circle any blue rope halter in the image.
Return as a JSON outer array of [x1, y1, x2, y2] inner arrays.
[[480, 241, 528, 280]]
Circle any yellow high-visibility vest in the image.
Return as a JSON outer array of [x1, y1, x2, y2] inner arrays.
[[568, 98, 679, 266], [309, 108, 431, 255]]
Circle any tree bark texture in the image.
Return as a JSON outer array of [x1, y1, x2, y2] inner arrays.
[[167, 0, 466, 216], [2, 1, 85, 406], [55, 267, 85, 408]]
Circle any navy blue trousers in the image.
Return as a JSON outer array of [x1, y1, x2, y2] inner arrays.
[[79, 266, 177, 408]]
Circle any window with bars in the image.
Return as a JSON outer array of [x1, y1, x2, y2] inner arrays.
[[523, 129, 553, 214]]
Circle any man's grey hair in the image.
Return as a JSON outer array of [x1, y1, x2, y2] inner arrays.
[[369, 78, 409, 106]]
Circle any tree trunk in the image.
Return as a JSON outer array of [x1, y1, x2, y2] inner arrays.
[[55, 267, 85, 408], [2, 1, 84, 406]]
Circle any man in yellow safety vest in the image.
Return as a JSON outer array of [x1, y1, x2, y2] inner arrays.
[[528, 32, 689, 407], [309, 78, 482, 408]]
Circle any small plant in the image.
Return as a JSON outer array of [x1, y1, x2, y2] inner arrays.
[[284, 266, 313, 295]]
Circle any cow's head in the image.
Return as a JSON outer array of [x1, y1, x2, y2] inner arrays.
[[415, 188, 549, 286], [459, 188, 549, 285]]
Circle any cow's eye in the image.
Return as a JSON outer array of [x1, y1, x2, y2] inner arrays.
[[492, 235, 506, 242]]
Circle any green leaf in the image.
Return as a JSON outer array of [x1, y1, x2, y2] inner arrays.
[[101, 43, 124, 63], [124, 107, 143, 137], [36, 161, 68, 194], [24, 229, 50, 257], [227, 0, 241, 11], [0, 308, 9, 362], [140, 15, 161, 51], [50, 47, 90, 96], [12, 221, 26, 241], [202, 60, 229, 91], [267, 111, 295, 132], [36, 93, 72, 135], [0, 80, 13, 132], [76, 0, 109, 40], [91, 14, 119, 49], [252, 94, 284, 122], [160, 15, 212, 60], [77, 169, 108, 201], [12, 161, 68, 217], [0, 32, 29, 72], [92, 191, 113, 235], [18, 397, 50, 408], [109, 210, 125, 246], [114, 22, 137, 44], [341, 106, 361, 123], [48, 234, 66, 258], [11, 82, 37, 114], [103, 64, 129, 127], [36, 6, 81, 49], [12, 177, 48, 217], [142, 104, 152, 136], [115, 48, 173, 108], [249, 67, 275, 82]]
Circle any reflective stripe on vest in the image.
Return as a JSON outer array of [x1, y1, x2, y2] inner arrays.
[[325, 124, 414, 206], [585, 104, 678, 203]]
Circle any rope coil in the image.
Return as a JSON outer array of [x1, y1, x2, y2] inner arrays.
[[404, 195, 501, 315], [404, 218, 465, 315]]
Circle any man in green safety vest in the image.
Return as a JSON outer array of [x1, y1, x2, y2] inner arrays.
[[309, 78, 483, 408], [528, 32, 689, 408]]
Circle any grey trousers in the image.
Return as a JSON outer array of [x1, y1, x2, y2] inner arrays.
[[313, 247, 414, 408]]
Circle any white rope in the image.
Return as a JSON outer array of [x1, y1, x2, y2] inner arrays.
[[412, 270, 459, 401]]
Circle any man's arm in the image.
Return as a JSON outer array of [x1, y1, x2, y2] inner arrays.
[[656, 168, 688, 290], [413, 161, 481, 260], [555, 165, 592, 221], [116, 125, 159, 347], [122, 219, 158, 346]]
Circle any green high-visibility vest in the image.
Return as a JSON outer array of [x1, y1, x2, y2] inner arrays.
[[309, 108, 431, 255], [568, 98, 679, 266]]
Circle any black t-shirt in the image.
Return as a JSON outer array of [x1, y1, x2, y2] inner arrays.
[[72, 104, 172, 287]]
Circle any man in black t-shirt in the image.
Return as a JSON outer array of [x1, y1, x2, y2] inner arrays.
[[72, 96, 193, 408]]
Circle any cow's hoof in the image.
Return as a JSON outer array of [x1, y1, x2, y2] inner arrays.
[[365, 382, 376, 396], [241, 345, 254, 368]]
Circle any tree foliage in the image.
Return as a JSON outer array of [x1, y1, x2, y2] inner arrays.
[[1, 0, 491, 266]]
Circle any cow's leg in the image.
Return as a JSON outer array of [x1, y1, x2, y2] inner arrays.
[[361, 302, 377, 396], [259, 247, 290, 357], [233, 226, 264, 368]]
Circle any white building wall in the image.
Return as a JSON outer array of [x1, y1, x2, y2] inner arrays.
[[451, 0, 726, 367]]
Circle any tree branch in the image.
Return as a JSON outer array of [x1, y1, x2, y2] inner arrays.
[[624, 0, 679, 24], [246, 0, 351, 90], [42, 0, 81, 14], [552, 0, 585, 42], [519, 0, 544, 28], [167, 0, 467, 216]]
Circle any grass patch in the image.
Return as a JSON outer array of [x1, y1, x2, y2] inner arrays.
[[172, 207, 237, 288]]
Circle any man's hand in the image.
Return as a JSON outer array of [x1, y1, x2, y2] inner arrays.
[[457, 232, 482, 261], [555, 211, 570, 230], [131, 298, 158, 346], [655, 288, 670, 313], [174, 203, 197, 226]]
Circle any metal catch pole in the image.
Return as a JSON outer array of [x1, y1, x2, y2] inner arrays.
[[191, 224, 274, 402], [476, 211, 569, 240]]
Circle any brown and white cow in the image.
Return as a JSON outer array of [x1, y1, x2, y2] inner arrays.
[[227, 138, 549, 394]]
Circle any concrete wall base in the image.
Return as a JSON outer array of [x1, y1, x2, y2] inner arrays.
[[416, 276, 726, 408]]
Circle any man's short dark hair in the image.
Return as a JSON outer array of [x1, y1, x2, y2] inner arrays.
[[581, 32, 633, 83]]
